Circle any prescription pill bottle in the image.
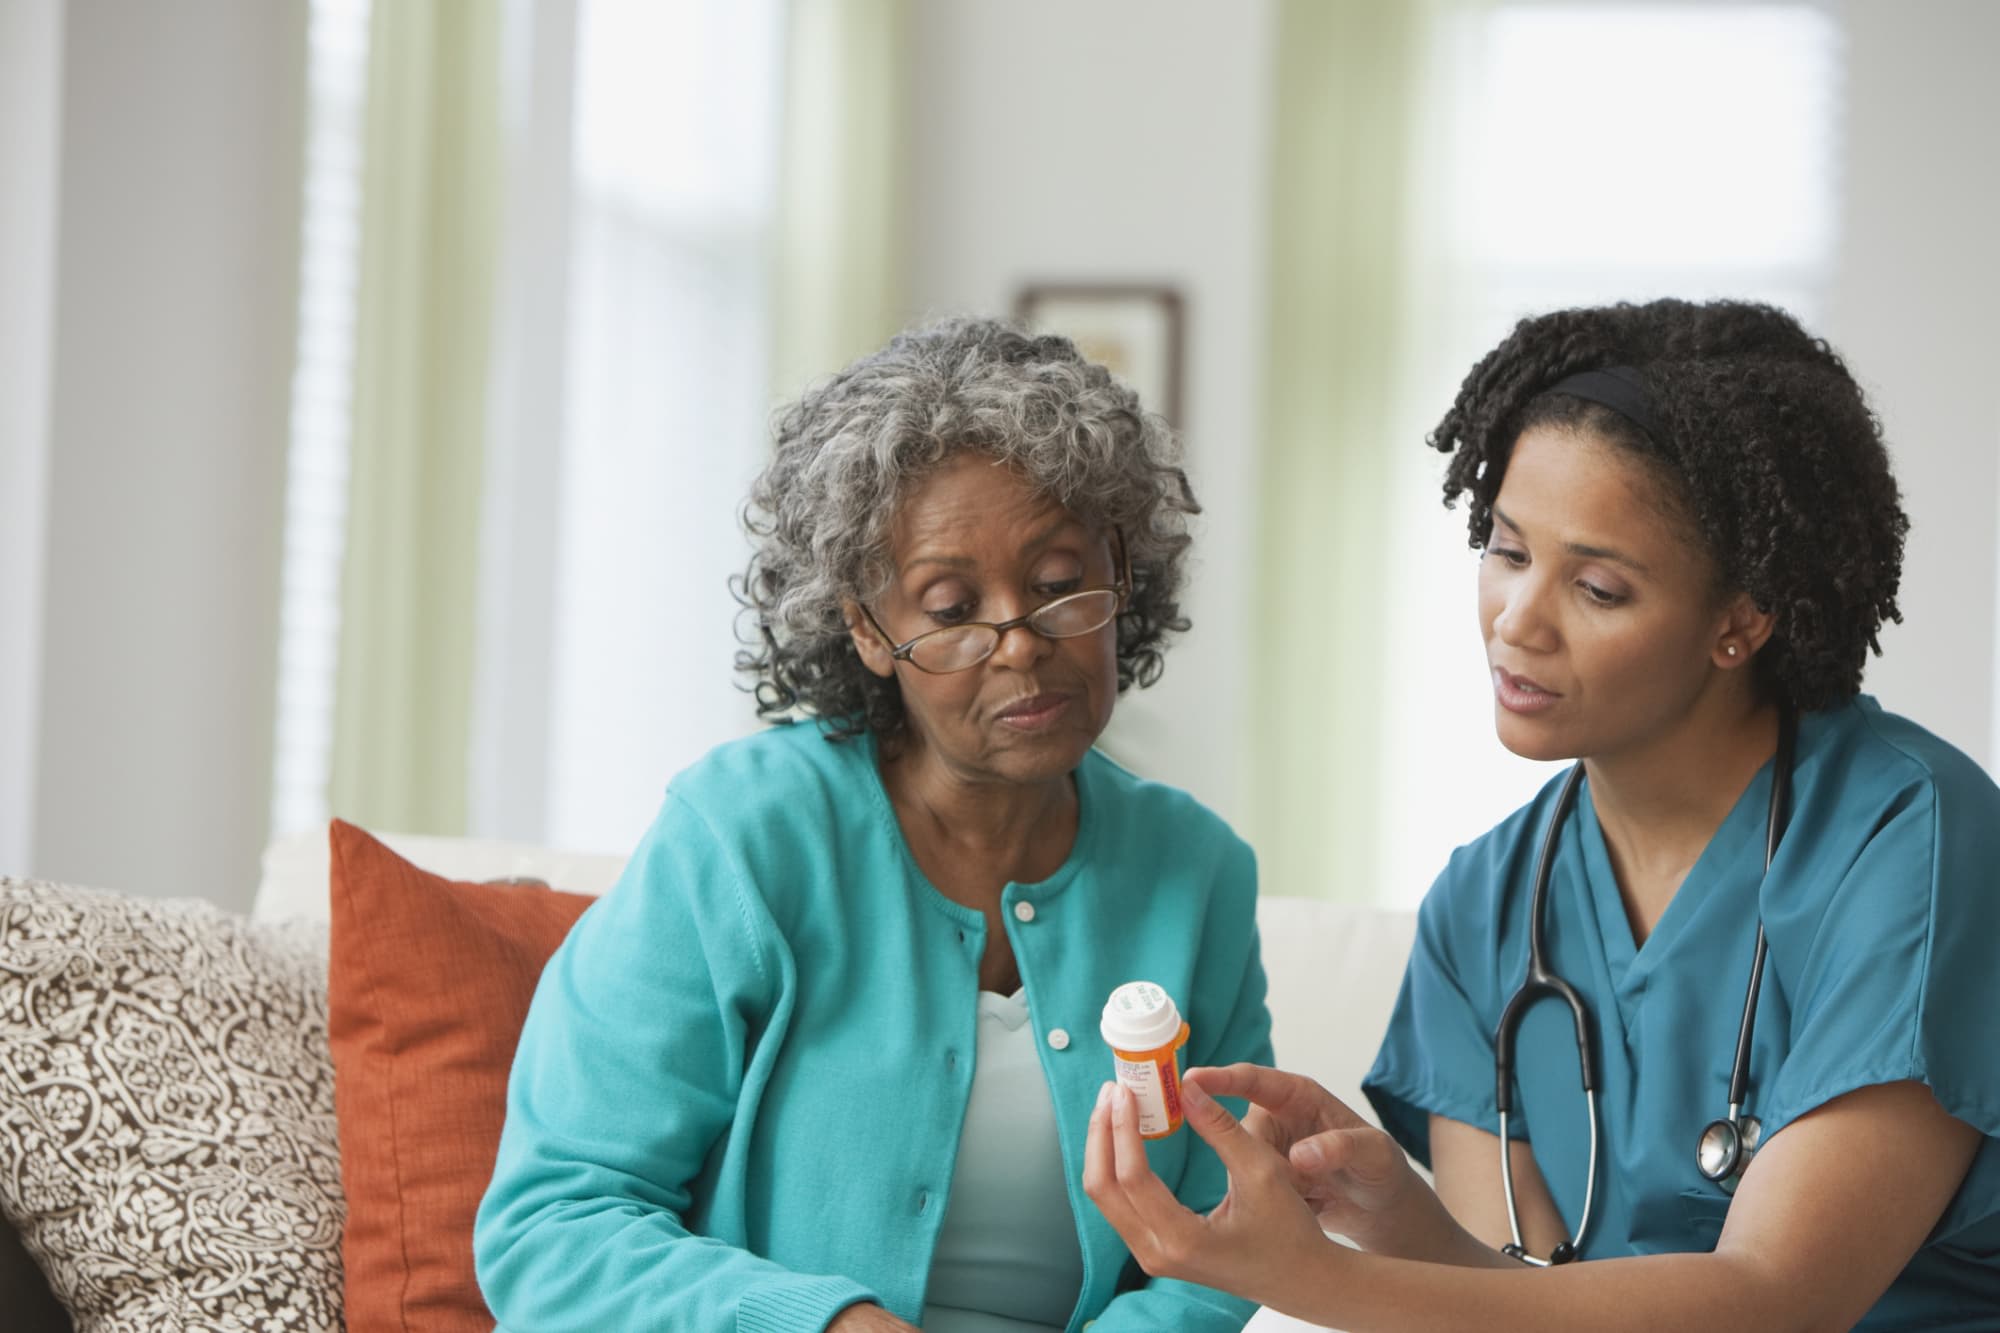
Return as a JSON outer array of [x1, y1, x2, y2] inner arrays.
[[1100, 981, 1191, 1139]]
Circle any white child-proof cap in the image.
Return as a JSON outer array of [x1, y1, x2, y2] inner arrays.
[[1100, 981, 1183, 1052]]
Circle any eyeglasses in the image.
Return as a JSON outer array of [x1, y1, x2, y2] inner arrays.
[[860, 529, 1130, 675]]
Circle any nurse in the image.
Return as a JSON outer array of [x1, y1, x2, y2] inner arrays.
[[1082, 298, 2000, 1329]]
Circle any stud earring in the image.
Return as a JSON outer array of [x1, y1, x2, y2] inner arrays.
[[1725, 644, 1739, 658]]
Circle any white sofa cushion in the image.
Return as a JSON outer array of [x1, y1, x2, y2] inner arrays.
[[253, 826, 622, 923], [1256, 896, 1415, 1126], [258, 828, 1415, 1124]]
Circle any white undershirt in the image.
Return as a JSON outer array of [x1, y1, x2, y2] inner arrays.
[[920, 988, 1087, 1333]]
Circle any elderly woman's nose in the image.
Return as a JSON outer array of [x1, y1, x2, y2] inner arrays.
[[990, 617, 1057, 667]]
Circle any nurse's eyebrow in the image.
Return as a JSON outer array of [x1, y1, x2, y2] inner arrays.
[[1492, 505, 1651, 575]]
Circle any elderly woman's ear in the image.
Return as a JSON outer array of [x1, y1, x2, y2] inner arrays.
[[845, 601, 897, 679]]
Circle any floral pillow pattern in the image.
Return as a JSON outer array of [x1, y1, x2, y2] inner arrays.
[[0, 878, 344, 1331]]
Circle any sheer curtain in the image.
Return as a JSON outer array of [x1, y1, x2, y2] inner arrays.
[[329, 0, 503, 836], [546, 1, 785, 852], [1250, 0, 1424, 910]]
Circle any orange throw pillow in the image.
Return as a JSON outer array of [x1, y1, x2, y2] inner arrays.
[[327, 819, 598, 1333]]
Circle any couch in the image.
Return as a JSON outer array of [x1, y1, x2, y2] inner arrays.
[[0, 826, 1417, 1332]]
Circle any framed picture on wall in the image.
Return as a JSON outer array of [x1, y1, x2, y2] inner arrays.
[[1013, 283, 1185, 426]]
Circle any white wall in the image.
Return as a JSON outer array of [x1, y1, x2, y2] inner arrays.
[[906, 0, 1277, 830], [0, 0, 64, 877], [28, 1, 305, 909], [908, 0, 2000, 899], [1823, 0, 2000, 768], [11, 0, 1993, 911]]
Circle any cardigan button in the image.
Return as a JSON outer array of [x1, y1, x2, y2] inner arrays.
[[1046, 1028, 1071, 1051], [1012, 900, 1036, 923]]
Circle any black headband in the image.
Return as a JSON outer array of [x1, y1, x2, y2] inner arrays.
[[1545, 365, 1665, 442]]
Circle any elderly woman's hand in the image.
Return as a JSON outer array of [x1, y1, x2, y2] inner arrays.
[[827, 1304, 919, 1331], [1082, 1078, 1337, 1311], [1183, 1064, 1425, 1253]]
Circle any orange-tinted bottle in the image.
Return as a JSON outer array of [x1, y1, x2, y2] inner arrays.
[[1099, 981, 1191, 1139]]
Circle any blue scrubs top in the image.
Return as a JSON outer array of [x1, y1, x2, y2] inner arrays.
[[1365, 697, 2000, 1328]]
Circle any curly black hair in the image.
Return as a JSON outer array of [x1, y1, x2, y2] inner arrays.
[[1428, 298, 1908, 711], [733, 316, 1199, 741]]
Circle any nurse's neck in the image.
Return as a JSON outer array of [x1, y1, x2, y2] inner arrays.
[[1584, 694, 1783, 945]]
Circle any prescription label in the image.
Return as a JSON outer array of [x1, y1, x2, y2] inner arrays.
[[1112, 1049, 1183, 1138]]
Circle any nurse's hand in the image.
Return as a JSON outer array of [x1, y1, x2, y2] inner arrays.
[[1184, 1064, 1426, 1254], [1083, 1078, 1338, 1311]]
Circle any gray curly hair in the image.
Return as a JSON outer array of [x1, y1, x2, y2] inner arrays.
[[734, 315, 1200, 740]]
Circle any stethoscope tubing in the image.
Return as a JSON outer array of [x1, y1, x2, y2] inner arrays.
[[1496, 709, 1796, 1265]]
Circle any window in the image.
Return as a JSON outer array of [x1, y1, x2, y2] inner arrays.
[[276, 0, 787, 854], [472, 0, 787, 853], [269, 0, 371, 839], [1375, 2, 1845, 906]]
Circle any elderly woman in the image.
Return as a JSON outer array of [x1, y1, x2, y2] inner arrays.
[[473, 317, 1272, 1332]]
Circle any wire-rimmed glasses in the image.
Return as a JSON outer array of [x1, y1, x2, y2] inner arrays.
[[859, 530, 1129, 675]]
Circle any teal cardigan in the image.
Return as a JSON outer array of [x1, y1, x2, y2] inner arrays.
[[474, 721, 1272, 1332]]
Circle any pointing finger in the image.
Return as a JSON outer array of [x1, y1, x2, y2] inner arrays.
[[1184, 1064, 1366, 1132], [1180, 1079, 1285, 1182]]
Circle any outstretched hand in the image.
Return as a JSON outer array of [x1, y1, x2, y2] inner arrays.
[[1081, 1077, 1336, 1310], [1183, 1064, 1422, 1251]]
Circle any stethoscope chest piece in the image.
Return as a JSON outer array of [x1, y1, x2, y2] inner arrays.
[[1696, 1113, 1763, 1191]]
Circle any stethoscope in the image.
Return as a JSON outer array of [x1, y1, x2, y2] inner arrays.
[[1493, 709, 1796, 1266]]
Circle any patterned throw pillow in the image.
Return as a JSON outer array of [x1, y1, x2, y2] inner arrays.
[[0, 878, 344, 1332]]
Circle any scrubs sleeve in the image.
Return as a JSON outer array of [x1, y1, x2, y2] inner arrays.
[[1363, 858, 1526, 1170], [1762, 774, 2000, 1245]]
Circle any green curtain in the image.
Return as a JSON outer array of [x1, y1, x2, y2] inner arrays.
[[1249, 0, 1421, 903], [329, 0, 502, 835], [769, 0, 913, 404]]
